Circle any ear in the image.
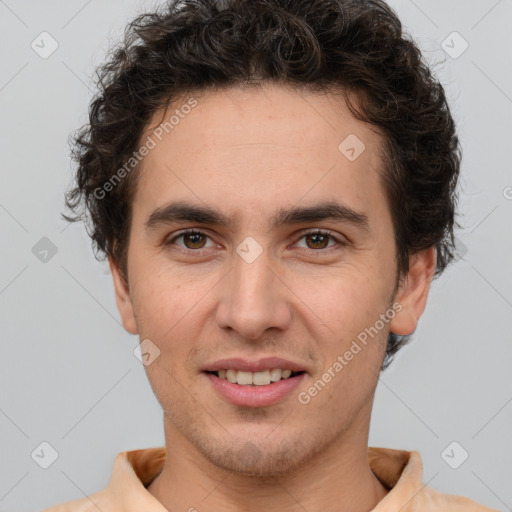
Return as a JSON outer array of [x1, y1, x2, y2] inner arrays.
[[389, 247, 436, 336], [108, 255, 138, 335]]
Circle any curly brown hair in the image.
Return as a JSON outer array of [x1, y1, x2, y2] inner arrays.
[[63, 0, 461, 370]]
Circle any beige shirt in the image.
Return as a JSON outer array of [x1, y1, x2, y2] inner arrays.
[[42, 446, 498, 511]]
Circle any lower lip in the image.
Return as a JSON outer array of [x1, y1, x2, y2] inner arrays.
[[204, 372, 306, 408]]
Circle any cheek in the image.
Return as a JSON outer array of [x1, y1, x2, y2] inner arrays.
[[290, 265, 391, 396], [134, 278, 191, 338], [292, 264, 391, 337], [130, 263, 219, 364]]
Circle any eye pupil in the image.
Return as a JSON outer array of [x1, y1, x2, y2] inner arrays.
[[306, 233, 329, 249], [184, 232, 206, 249]]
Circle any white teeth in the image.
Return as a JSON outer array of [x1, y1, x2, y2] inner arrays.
[[253, 370, 271, 386], [236, 371, 253, 385], [215, 368, 297, 385], [269, 368, 282, 382]]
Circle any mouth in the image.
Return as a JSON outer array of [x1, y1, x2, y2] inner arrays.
[[202, 357, 309, 407], [202, 359, 308, 407], [205, 368, 305, 386]]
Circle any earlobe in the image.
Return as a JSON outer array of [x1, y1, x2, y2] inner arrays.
[[108, 255, 139, 335], [389, 247, 436, 336]]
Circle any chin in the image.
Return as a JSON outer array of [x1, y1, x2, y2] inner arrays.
[[193, 432, 313, 478], [209, 446, 305, 478]]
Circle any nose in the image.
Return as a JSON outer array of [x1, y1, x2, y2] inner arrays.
[[215, 246, 292, 341]]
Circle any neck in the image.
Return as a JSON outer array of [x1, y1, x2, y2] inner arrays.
[[147, 420, 389, 512]]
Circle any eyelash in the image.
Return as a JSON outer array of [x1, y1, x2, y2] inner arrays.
[[165, 228, 346, 255]]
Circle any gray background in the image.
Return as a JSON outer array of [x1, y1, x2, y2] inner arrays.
[[0, 0, 511, 510]]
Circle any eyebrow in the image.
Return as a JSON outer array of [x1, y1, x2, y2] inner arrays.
[[145, 200, 370, 233]]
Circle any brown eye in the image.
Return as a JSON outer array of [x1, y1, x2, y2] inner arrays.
[[296, 230, 341, 251], [304, 232, 330, 249], [166, 230, 215, 251], [181, 232, 206, 249]]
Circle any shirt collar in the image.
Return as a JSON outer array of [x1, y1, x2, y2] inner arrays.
[[108, 446, 422, 511]]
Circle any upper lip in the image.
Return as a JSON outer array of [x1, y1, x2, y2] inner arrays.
[[203, 357, 308, 373]]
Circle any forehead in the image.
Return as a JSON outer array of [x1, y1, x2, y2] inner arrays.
[[134, 83, 388, 228], [144, 84, 380, 152]]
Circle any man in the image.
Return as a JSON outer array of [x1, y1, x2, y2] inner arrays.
[[44, 0, 498, 510]]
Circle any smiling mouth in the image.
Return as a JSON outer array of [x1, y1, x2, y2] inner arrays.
[[205, 369, 305, 386]]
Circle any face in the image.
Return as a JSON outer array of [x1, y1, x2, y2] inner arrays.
[[110, 83, 434, 476]]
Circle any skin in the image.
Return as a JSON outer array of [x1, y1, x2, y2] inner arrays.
[[109, 83, 436, 512]]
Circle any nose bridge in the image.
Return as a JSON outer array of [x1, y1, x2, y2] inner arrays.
[[234, 247, 273, 303], [216, 241, 291, 339]]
